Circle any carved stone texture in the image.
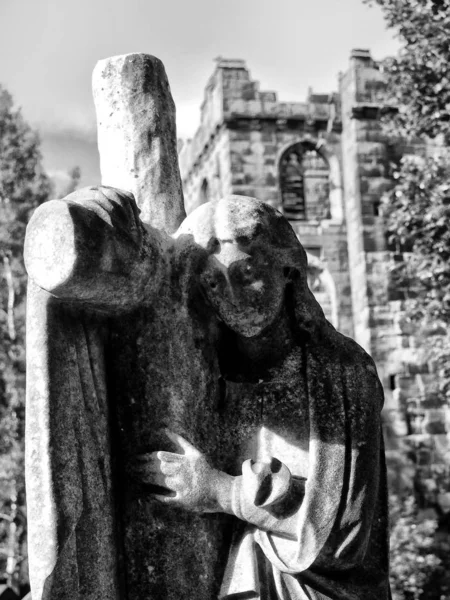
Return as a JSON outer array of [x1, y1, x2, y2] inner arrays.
[[24, 189, 158, 311], [25, 53, 391, 600], [93, 54, 186, 233]]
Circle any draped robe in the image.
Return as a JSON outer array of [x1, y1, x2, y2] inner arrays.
[[216, 332, 390, 600]]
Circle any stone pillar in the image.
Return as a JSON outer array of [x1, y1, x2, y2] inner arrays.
[[340, 49, 395, 371]]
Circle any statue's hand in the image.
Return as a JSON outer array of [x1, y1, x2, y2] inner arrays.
[[135, 429, 233, 514]]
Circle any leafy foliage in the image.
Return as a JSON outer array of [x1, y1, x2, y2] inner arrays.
[[384, 155, 450, 317], [363, 0, 450, 595], [365, 0, 450, 141], [390, 495, 450, 600], [366, 0, 450, 427], [54, 165, 81, 199], [384, 154, 450, 422], [0, 84, 51, 591], [362, 0, 450, 342]]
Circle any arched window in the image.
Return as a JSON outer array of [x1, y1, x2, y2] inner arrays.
[[279, 142, 330, 221], [199, 179, 210, 205], [279, 148, 306, 219]]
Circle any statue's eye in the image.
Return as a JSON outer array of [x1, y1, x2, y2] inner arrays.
[[236, 261, 256, 284], [236, 235, 250, 247], [208, 238, 220, 253]]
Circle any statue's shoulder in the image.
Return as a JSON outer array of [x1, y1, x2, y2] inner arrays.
[[306, 327, 385, 419], [312, 324, 381, 381]]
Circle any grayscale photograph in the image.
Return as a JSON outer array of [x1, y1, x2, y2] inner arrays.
[[0, 0, 449, 599]]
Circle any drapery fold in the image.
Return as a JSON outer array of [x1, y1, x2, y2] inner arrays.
[[25, 283, 120, 600], [220, 331, 390, 600]]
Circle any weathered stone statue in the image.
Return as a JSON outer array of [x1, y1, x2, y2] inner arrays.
[[24, 54, 390, 600]]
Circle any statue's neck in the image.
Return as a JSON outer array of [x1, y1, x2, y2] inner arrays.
[[219, 302, 300, 382], [236, 305, 296, 365]]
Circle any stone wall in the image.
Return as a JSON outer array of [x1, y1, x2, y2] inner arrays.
[[180, 128, 231, 213]]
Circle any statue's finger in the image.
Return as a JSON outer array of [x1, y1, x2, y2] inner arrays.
[[159, 461, 180, 475], [133, 463, 161, 475], [157, 450, 183, 463], [133, 454, 164, 472], [164, 429, 198, 455], [141, 470, 168, 487], [152, 493, 178, 505], [135, 453, 155, 462], [130, 463, 156, 481], [132, 463, 173, 487]]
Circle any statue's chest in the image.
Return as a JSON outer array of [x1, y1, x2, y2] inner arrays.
[[218, 351, 310, 478]]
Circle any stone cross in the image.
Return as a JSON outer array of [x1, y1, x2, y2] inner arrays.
[[25, 54, 229, 600]]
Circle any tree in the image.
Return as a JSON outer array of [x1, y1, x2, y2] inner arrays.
[[0, 84, 51, 594], [365, 0, 450, 141], [363, 0, 450, 327], [363, 0, 450, 413], [384, 154, 450, 316], [51, 165, 82, 199], [389, 495, 450, 600], [363, 0, 450, 411]]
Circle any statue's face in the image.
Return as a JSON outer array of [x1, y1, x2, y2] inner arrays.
[[194, 200, 287, 337]]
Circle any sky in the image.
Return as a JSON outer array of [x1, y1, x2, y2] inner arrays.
[[0, 0, 399, 186]]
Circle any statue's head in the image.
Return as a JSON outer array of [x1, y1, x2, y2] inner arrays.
[[176, 195, 322, 338]]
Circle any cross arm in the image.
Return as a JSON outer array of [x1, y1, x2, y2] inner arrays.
[[24, 186, 166, 313]]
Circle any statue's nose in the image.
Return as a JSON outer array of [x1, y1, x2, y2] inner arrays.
[[215, 242, 248, 271], [206, 243, 251, 293]]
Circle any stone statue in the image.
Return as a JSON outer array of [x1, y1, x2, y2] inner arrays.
[[24, 55, 390, 600]]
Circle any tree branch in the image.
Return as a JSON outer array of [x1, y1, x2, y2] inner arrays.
[[2, 254, 16, 341]]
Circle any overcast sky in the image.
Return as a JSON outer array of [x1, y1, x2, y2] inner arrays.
[[0, 0, 399, 184]]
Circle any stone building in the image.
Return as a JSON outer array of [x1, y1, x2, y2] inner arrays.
[[179, 49, 450, 506]]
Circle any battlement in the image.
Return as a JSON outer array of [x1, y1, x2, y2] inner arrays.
[[179, 58, 338, 180]]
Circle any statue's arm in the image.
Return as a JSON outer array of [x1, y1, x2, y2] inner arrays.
[[25, 186, 167, 313], [136, 430, 304, 540], [215, 459, 305, 540]]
